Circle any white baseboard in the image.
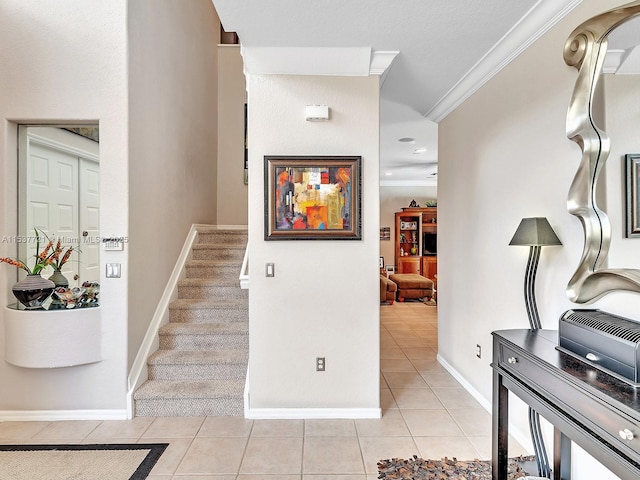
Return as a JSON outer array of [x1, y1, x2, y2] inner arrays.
[[436, 354, 491, 411], [436, 353, 533, 453], [245, 407, 381, 419], [0, 409, 128, 421]]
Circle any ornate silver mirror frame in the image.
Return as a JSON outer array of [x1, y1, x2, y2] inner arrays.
[[564, 0, 640, 303]]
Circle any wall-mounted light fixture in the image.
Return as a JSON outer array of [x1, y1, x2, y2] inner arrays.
[[305, 105, 329, 122]]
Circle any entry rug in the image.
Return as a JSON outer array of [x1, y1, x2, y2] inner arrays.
[[378, 455, 535, 479], [0, 443, 168, 480]]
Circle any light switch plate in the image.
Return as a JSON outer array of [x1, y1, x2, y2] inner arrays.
[[265, 263, 275, 277], [106, 263, 121, 278]]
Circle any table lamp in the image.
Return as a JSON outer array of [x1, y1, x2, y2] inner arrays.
[[509, 216, 562, 478]]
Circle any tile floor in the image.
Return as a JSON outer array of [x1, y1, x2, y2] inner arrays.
[[0, 301, 528, 479]]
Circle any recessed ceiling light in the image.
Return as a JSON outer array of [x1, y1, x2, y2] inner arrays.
[[413, 148, 427, 154], [385, 172, 393, 176], [398, 137, 415, 143]]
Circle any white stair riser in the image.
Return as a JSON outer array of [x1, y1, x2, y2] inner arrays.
[[178, 284, 247, 300], [135, 398, 244, 417], [159, 334, 248, 350], [148, 363, 247, 381]]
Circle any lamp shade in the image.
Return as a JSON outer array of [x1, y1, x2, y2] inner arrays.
[[509, 217, 562, 246]]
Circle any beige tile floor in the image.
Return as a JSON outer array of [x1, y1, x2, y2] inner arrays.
[[0, 301, 527, 479]]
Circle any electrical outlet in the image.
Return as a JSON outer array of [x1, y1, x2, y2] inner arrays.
[[316, 357, 325, 371], [476, 344, 482, 359]]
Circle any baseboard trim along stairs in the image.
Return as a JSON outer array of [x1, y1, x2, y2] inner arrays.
[[133, 227, 248, 417]]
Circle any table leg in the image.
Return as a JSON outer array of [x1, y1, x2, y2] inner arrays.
[[493, 370, 509, 480], [554, 427, 571, 480]]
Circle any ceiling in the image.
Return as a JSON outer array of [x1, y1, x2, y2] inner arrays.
[[212, 0, 584, 186]]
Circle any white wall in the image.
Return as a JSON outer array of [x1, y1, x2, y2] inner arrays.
[[379, 186, 437, 269], [127, 0, 219, 367], [0, 0, 220, 416], [217, 45, 248, 226], [438, 0, 633, 477], [0, 0, 129, 413], [246, 74, 380, 414]]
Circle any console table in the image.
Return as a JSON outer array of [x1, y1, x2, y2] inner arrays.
[[492, 329, 640, 480]]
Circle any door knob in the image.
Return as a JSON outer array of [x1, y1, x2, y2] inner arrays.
[[74, 274, 79, 281]]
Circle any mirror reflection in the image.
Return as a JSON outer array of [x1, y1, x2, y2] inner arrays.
[[18, 126, 100, 288], [601, 16, 640, 270]]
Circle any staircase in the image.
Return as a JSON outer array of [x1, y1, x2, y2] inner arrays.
[[133, 228, 248, 416]]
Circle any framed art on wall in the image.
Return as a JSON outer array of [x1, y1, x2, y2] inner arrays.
[[626, 154, 640, 237], [264, 155, 362, 240]]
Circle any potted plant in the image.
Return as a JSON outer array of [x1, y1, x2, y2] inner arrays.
[[0, 229, 59, 309], [46, 238, 76, 288]]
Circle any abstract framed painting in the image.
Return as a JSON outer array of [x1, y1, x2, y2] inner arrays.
[[264, 155, 362, 240]]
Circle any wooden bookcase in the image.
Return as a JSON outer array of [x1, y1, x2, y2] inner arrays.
[[394, 207, 437, 279]]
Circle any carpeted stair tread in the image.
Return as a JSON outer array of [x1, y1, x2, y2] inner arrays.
[[160, 322, 247, 335], [178, 277, 241, 286], [186, 259, 240, 266], [134, 379, 244, 400], [192, 243, 245, 251], [196, 227, 247, 233], [148, 349, 248, 365], [169, 298, 248, 310]]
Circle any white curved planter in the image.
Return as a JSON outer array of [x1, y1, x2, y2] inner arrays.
[[4, 306, 102, 368]]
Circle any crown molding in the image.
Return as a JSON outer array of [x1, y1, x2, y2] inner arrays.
[[370, 51, 399, 86], [240, 46, 399, 80], [240, 46, 372, 76], [425, 0, 584, 122]]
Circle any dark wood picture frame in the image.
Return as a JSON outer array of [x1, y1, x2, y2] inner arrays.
[[626, 154, 640, 237], [264, 155, 362, 240]]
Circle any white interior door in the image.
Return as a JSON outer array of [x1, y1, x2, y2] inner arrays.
[[25, 142, 80, 282], [79, 158, 100, 283], [19, 127, 99, 287]]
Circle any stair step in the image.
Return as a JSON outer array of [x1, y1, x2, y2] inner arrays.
[[169, 299, 248, 323], [134, 380, 244, 416], [148, 350, 248, 380], [185, 260, 240, 279], [197, 229, 247, 246], [159, 322, 248, 350], [134, 227, 248, 418], [191, 244, 245, 261], [177, 278, 247, 300]]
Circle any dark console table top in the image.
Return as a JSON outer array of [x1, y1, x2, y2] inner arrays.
[[492, 329, 640, 480]]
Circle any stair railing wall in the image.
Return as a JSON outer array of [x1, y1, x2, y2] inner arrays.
[[125, 224, 205, 418], [239, 244, 249, 290]]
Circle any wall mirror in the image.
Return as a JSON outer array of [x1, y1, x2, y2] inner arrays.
[[17, 125, 100, 287], [564, 1, 640, 303]]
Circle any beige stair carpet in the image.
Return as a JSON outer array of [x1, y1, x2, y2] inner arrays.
[[134, 228, 248, 417]]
